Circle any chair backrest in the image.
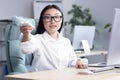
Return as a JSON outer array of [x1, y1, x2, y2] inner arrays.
[[5, 17, 38, 74]]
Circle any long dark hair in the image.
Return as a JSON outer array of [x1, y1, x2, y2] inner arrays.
[[35, 5, 64, 34]]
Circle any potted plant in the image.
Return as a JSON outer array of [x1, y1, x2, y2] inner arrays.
[[104, 23, 112, 32], [64, 4, 96, 50], [64, 4, 96, 33]]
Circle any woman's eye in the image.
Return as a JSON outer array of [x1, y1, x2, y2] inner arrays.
[[45, 16, 51, 19], [54, 16, 60, 19]]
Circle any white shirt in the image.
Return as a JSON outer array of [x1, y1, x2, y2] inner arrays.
[[21, 31, 79, 72]]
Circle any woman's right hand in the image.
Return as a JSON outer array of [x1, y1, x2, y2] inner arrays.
[[20, 25, 33, 35], [20, 25, 34, 42]]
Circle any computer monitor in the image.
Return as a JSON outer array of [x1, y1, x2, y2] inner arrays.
[[106, 8, 120, 66], [89, 8, 120, 67], [72, 25, 95, 50]]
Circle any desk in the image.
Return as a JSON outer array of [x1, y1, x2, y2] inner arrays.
[[4, 68, 120, 80], [76, 50, 107, 57], [76, 50, 107, 64]]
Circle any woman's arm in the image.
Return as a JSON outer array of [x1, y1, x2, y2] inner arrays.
[[20, 23, 37, 54], [67, 39, 88, 69]]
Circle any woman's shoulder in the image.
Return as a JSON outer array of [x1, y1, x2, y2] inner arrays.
[[33, 34, 44, 39], [34, 34, 42, 37], [60, 35, 71, 43]]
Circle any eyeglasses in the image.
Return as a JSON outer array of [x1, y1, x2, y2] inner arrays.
[[43, 15, 62, 22]]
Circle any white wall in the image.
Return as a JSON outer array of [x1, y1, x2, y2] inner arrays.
[[0, 0, 34, 19], [0, 0, 120, 50]]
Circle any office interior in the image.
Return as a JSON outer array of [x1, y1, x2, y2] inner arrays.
[[0, 0, 120, 79]]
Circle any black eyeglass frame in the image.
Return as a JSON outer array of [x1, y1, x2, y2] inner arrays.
[[43, 16, 62, 22]]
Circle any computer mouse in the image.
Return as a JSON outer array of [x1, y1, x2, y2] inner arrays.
[[78, 69, 94, 75], [20, 21, 35, 28]]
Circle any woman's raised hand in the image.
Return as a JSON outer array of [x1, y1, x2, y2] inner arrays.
[[20, 21, 35, 35], [20, 21, 35, 42]]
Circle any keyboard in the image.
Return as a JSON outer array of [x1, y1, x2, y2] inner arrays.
[[88, 62, 107, 67], [89, 66, 114, 73]]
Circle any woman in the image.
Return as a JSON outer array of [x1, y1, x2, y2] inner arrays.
[[20, 5, 88, 72]]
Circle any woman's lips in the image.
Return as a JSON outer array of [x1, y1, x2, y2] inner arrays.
[[50, 25, 57, 28]]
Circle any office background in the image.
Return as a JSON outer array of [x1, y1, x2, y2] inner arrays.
[[0, 0, 120, 79], [0, 0, 120, 50]]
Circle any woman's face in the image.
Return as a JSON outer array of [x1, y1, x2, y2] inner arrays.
[[43, 8, 62, 34]]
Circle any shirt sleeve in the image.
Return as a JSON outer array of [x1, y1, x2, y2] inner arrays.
[[65, 39, 80, 67], [67, 39, 88, 67], [20, 34, 38, 54]]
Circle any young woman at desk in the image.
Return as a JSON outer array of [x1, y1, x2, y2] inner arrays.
[[20, 5, 88, 72]]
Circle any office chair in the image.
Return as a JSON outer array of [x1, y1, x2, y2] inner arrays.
[[5, 16, 38, 74]]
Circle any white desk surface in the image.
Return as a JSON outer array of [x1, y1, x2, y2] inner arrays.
[[5, 67, 120, 80], [76, 50, 107, 57]]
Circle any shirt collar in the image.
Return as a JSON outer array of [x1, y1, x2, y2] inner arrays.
[[43, 31, 62, 42]]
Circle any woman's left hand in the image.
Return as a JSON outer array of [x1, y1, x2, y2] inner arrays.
[[75, 60, 88, 69]]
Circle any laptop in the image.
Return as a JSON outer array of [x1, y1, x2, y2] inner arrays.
[[89, 8, 120, 68]]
